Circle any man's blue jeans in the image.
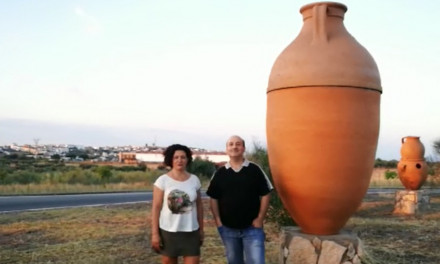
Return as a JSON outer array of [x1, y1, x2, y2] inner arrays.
[[217, 225, 265, 264]]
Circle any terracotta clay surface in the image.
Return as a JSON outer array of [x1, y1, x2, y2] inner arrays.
[[397, 136, 428, 190], [268, 2, 381, 93], [266, 2, 381, 235], [400, 136, 425, 161]]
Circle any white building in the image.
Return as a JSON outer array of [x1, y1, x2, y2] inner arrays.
[[119, 151, 229, 164], [193, 152, 229, 163], [135, 152, 165, 163]]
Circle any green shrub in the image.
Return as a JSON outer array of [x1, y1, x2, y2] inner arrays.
[[83, 170, 102, 185], [65, 168, 88, 184], [0, 155, 217, 187], [95, 166, 112, 182], [3, 170, 42, 184], [247, 143, 296, 226], [115, 165, 146, 172], [79, 164, 94, 169], [0, 169, 7, 184], [113, 171, 144, 183], [189, 157, 216, 179], [384, 170, 398, 180]]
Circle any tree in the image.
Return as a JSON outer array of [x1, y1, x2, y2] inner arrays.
[[246, 142, 296, 226], [189, 157, 216, 179], [374, 158, 398, 168], [51, 154, 61, 161], [65, 147, 90, 160]]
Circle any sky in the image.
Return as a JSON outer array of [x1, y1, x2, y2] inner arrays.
[[0, 0, 439, 160]]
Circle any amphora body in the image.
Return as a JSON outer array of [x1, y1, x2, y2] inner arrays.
[[397, 136, 428, 190], [266, 2, 381, 235]]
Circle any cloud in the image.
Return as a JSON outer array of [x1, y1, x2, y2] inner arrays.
[[74, 6, 101, 34]]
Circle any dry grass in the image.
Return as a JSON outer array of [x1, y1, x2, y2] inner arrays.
[[0, 200, 255, 264], [346, 193, 440, 264], [369, 168, 440, 188], [1, 193, 440, 264]]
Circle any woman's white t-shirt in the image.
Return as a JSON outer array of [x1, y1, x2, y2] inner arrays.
[[154, 173, 201, 232]]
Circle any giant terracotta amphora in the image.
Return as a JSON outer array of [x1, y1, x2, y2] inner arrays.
[[397, 136, 428, 190], [266, 2, 381, 235]]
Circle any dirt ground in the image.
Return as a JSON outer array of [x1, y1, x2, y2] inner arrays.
[[0, 192, 439, 264]]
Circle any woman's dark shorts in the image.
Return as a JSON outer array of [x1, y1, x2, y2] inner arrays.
[[159, 228, 201, 257]]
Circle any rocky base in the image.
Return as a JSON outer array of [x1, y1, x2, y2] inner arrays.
[[393, 189, 430, 215], [279, 226, 365, 264]]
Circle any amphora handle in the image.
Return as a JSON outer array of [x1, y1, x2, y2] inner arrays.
[[312, 3, 328, 44], [398, 163, 407, 172]]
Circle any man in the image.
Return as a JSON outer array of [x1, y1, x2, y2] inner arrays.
[[206, 135, 273, 264]]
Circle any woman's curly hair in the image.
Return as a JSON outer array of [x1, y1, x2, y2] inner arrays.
[[163, 144, 193, 168]]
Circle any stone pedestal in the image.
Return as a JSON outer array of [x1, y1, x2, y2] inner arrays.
[[279, 226, 365, 264], [393, 190, 430, 215]]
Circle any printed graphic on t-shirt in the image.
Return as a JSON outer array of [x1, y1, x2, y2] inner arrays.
[[167, 189, 192, 214]]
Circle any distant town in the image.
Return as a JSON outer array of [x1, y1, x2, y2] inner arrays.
[[0, 143, 229, 168]]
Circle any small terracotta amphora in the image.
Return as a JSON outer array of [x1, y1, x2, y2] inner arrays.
[[397, 136, 428, 190], [266, 2, 381, 235], [400, 136, 425, 161]]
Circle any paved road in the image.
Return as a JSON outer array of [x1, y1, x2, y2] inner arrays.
[[0, 192, 153, 213], [1, 188, 438, 213]]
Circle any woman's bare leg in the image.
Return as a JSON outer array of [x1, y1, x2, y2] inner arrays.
[[183, 256, 200, 264], [161, 256, 178, 264]]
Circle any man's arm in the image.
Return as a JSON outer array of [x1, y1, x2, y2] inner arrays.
[[209, 198, 222, 227], [252, 192, 271, 228]]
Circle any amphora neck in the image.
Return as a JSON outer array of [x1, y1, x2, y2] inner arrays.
[[300, 2, 347, 44]]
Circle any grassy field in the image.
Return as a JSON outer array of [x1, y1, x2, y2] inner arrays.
[[0, 167, 439, 196], [1, 192, 440, 264], [346, 193, 440, 264]]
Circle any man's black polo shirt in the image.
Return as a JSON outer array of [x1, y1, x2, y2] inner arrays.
[[206, 160, 273, 229]]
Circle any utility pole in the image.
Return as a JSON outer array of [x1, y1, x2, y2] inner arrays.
[[33, 138, 40, 158]]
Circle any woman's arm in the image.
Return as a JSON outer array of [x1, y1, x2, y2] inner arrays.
[[151, 186, 164, 253], [196, 189, 204, 245]]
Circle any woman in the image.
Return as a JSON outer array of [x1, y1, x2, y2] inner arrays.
[[151, 144, 204, 264]]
